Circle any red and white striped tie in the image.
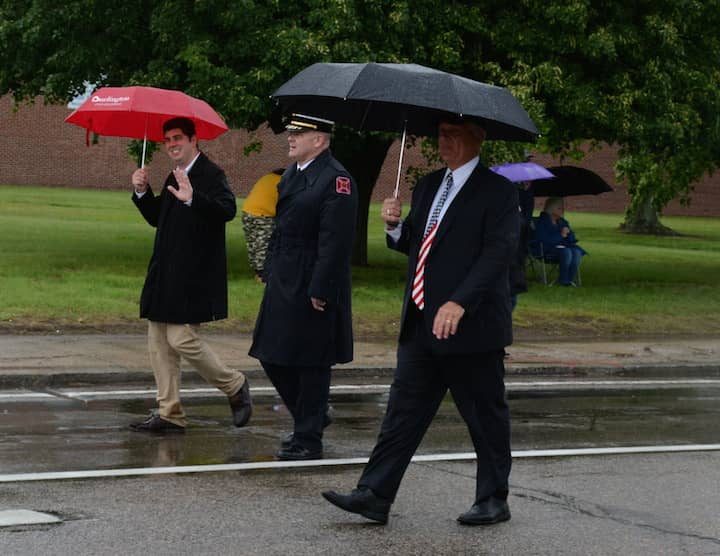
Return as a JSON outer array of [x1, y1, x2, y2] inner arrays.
[[411, 222, 438, 310], [411, 172, 454, 310]]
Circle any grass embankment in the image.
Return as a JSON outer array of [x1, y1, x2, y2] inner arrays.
[[1, 185, 719, 339]]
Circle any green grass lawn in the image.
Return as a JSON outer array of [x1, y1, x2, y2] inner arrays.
[[1, 185, 719, 339]]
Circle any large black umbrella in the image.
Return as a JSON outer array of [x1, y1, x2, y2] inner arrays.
[[532, 166, 614, 197], [272, 62, 538, 195], [272, 62, 538, 141]]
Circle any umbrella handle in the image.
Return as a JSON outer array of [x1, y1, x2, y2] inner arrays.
[[393, 123, 407, 199]]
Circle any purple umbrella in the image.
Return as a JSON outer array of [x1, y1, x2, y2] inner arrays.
[[490, 162, 555, 183]]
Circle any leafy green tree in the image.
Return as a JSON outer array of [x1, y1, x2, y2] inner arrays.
[[485, 1, 720, 232], [2, 0, 719, 244]]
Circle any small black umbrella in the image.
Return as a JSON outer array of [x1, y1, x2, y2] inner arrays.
[[272, 62, 538, 195], [532, 165, 614, 197]]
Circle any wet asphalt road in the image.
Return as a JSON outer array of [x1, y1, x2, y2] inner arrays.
[[2, 376, 720, 555], [1, 376, 719, 474]]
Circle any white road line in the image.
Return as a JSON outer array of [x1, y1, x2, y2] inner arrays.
[[58, 385, 391, 399], [1, 444, 719, 483], [2, 379, 720, 401], [56, 379, 720, 397], [0, 385, 392, 401], [0, 392, 55, 400], [509, 379, 720, 387]]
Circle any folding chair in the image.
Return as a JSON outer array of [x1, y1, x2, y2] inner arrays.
[[526, 239, 559, 285]]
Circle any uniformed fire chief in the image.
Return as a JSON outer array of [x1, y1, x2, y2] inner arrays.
[[249, 113, 358, 461]]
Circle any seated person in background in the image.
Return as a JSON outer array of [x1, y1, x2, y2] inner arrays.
[[532, 197, 587, 286]]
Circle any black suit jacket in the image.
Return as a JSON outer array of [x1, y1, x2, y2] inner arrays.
[[390, 162, 518, 354], [133, 152, 237, 323]]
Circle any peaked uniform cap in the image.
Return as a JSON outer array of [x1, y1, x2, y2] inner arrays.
[[285, 113, 334, 133]]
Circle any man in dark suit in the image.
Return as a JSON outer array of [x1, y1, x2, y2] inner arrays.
[[129, 117, 252, 433], [323, 117, 518, 525], [249, 113, 358, 461]]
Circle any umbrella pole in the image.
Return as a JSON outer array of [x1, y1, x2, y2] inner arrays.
[[141, 136, 147, 169], [393, 123, 407, 199], [140, 116, 149, 168]]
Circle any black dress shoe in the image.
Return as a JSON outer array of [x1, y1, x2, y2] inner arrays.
[[280, 408, 333, 449], [280, 432, 295, 450], [228, 378, 252, 427], [129, 412, 185, 433], [275, 444, 323, 461], [322, 487, 391, 524], [457, 497, 511, 525]]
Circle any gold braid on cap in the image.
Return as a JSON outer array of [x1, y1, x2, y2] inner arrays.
[[289, 120, 318, 130]]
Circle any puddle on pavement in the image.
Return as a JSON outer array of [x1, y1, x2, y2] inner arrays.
[[1, 387, 718, 474]]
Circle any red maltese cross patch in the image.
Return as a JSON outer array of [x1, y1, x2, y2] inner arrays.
[[335, 176, 351, 195]]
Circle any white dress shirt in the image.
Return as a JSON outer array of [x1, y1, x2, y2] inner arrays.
[[387, 156, 480, 242]]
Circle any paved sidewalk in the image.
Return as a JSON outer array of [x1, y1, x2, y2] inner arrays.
[[0, 333, 718, 387]]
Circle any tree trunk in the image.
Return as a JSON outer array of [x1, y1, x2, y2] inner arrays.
[[331, 130, 394, 266], [621, 195, 678, 235]]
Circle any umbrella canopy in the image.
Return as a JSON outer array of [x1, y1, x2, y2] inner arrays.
[[65, 86, 229, 142], [532, 166, 614, 197], [272, 62, 538, 142], [490, 162, 555, 182]]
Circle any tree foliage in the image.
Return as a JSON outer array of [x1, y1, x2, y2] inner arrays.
[[490, 0, 720, 231], [2, 0, 719, 239]]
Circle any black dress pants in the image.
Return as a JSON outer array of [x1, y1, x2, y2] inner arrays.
[[262, 362, 331, 451], [357, 315, 511, 503]]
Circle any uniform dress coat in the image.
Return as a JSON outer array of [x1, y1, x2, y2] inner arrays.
[[249, 149, 358, 368], [133, 152, 236, 324]]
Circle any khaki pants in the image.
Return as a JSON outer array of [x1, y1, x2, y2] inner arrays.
[[148, 322, 245, 427]]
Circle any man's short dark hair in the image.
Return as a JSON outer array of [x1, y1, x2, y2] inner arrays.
[[163, 117, 197, 138]]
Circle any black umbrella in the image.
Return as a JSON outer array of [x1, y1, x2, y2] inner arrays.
[[272, 62, 539, 195], [531, 166, 614, 197], [273, 62, 538, 140]]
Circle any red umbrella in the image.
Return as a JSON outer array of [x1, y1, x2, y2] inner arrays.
[[65, 86, 229, 166]]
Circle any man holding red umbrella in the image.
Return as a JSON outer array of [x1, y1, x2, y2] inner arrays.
[[129, 117, 252, 433]]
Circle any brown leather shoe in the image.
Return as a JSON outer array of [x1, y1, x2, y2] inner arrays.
[[129, 411, 185, 433], [228, 378, 252, 427]]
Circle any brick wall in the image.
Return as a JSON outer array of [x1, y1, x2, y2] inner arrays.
[[0, 96, 290, 195], [1, 95, 718, 216], [531, 147, 720, 217]]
